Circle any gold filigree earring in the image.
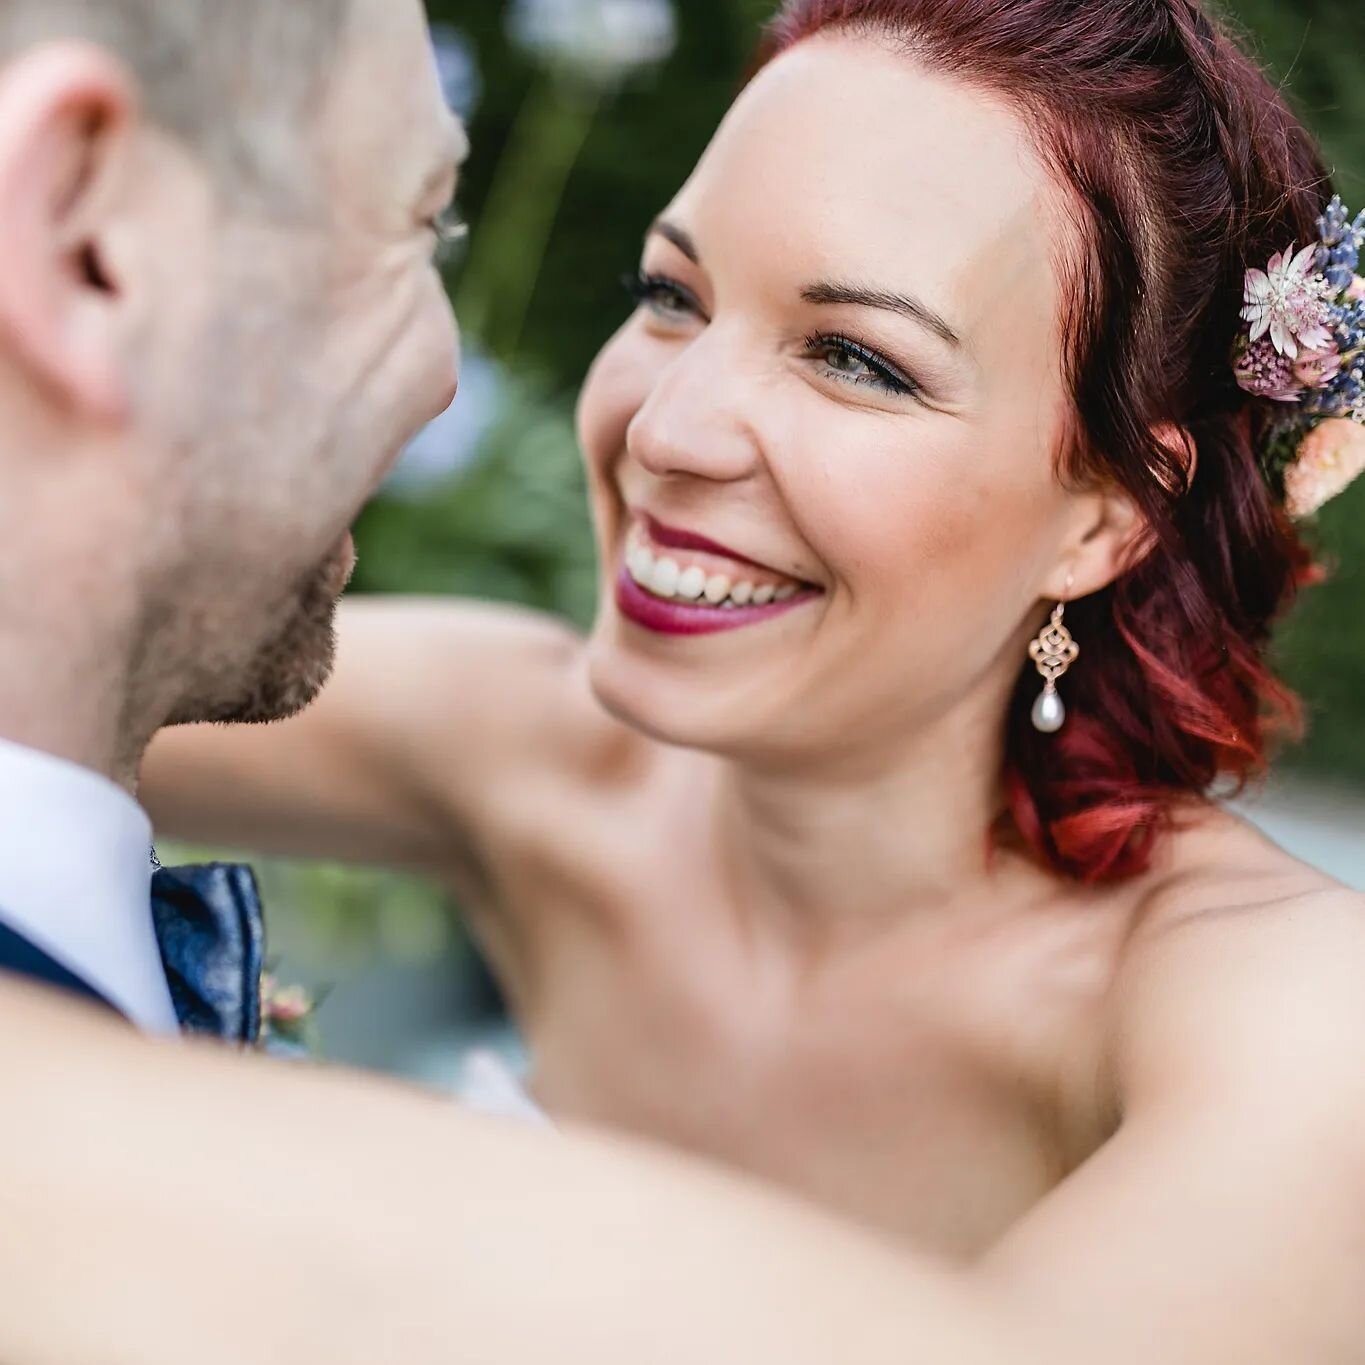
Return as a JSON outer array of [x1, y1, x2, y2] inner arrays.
[[1028, 582, 1080, 734]]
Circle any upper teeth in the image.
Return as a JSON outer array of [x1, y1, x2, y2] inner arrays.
[[625, 541, 800, 607]]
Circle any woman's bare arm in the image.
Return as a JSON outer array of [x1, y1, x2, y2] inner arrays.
[[0, 978, 1043, 1365], [979, 887, 1365, 1364], [141, 596, 598, 882]]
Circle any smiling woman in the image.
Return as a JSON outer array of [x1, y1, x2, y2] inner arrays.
[[144, 0, 1365, 1354]]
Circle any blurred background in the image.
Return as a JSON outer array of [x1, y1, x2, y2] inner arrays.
[[178, 0, 1365, 1077]]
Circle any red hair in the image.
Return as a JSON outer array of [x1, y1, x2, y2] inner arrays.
[[760, 0, 1328, 882]]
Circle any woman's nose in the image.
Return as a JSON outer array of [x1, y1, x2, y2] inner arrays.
[[625, 332, 762, 485]]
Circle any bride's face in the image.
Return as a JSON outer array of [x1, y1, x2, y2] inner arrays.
[[577, 34, 1085, 767]]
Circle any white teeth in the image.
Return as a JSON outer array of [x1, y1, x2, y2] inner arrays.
[[624, 537, 805, 610], [650, 557, 681, 597], [676, 566, 707, 601], [627, 545, 651, 580]]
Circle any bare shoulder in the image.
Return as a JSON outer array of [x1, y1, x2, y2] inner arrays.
[[985, 814, 1365, 1362], [336, 595, 658, 845], [340, 595, 627, 756], [1104, 803, 1365, 1107], [340, 594, 583, 705]]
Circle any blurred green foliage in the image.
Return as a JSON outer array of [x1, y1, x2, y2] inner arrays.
[[358, 376, 597, 624]]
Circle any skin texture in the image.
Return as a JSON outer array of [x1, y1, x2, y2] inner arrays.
[[0, 0, 462, 789], [140, 31, 1365, 1359], [0, 980, 1041, 1365]]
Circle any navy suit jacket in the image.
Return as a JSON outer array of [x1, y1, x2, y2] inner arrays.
[[0, 918, 122, 1016]]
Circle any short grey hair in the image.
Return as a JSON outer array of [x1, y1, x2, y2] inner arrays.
[[0, 0, 352, 189]]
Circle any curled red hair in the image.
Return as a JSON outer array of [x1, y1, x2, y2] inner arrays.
[[761, 0, 1328, 881]]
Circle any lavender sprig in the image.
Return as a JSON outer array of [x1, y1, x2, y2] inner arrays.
[[1315, 195, 1365, 291]]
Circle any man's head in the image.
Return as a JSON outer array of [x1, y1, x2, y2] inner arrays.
[[0, 0, 464, 778]]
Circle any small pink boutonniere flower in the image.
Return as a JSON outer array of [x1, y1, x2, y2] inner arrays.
[[259, 972, 321, 1053]]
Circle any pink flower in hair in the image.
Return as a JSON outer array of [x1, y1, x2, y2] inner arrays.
[[1293, 344, 1344, 389], [1241, 244, 1335, 359], [1234, 337, 1305, 402], [1283, 418, 1365, 519]]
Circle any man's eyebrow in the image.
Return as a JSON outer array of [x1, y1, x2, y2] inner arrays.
[[801, 281, 963, 349], [648, 219, 701, 265]]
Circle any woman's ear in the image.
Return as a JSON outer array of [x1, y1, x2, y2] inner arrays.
[[1042, 484, 1145, 601], [1040, 424, 1196, 601], [0, 42, 135, 422]]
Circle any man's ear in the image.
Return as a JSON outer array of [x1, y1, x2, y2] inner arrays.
[[0, 43, 135, 422], [1040, 424, 1197, 601]]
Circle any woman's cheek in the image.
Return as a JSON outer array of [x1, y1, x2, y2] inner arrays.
[[576, 322, 663, 475], [811, 434, 993, 593]]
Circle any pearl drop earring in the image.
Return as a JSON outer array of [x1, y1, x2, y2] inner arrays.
[[1028, 583, 1080, 734]]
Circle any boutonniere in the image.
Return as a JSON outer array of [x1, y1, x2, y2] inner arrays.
[[258, 971, 323, 1055]]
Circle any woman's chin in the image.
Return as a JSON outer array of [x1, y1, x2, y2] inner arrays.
[[584, 617, 755, 753]]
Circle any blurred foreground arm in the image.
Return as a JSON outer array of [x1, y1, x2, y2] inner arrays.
[[6, 900, 1362, 1365], [0, 979, 1039, 1365]]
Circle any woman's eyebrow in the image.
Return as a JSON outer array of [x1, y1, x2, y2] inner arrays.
[[642, 226, 965, 354], [648, 219, 701, 265], [801, 280, 963, 349]]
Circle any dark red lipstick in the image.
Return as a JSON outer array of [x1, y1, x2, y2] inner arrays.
[[615, 567, 814, 637], [641, 514, 773, 575]]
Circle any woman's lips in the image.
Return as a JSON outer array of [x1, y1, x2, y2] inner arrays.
[[642, 514, 773, 575], [615, 567, 814, 636], [615, 512, 822, 636]]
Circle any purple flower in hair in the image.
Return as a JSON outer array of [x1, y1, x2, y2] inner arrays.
[[1234, 337, 1306, 402]]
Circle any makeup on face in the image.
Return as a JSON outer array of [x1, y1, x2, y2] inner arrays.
[[615, 513, 821, 637]]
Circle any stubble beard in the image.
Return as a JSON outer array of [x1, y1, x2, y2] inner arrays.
[[165, 534, 356, 728]]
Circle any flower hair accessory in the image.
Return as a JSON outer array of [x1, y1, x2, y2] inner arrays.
[[1234, 195, 1365, 518]]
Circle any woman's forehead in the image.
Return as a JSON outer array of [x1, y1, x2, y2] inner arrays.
[[666, 35, 1066, 351]]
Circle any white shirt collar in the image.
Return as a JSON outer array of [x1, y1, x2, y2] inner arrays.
[[0, 736, 178, 1034]]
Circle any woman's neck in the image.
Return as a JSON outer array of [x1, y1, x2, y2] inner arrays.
[[712, 705, 1029, 955]]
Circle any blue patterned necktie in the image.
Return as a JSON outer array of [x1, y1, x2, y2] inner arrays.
[[150, 863, 265, 1045]]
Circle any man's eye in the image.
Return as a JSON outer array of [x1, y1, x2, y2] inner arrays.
[[430, 207, 469, 266], [624, 272, 701, 321]]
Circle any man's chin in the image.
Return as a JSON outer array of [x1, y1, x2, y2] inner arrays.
[[167, 542, 356, 729]]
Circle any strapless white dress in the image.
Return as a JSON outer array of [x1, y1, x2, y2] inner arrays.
[[455, 1048, 553, 1127]]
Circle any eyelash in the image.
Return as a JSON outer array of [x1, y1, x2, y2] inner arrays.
[[625, 271, 701, 319], [430, 206, 469, 266], [626, 272, 919, 399], [801, 331, 919, 398]]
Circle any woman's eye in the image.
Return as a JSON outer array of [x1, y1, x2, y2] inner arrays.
[[805, 333, 918, 398], [625, 272, 702, 323]]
